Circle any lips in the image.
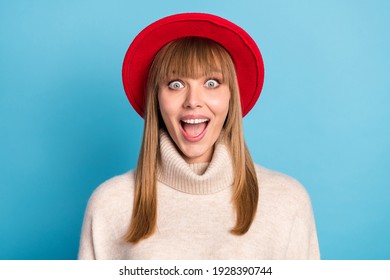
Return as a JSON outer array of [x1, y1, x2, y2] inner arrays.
[[180, 116, 210, 142]]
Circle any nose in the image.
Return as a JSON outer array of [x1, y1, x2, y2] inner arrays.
[[183, 84, 203, 109]]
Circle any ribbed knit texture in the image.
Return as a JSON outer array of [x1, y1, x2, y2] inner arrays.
[[157, 131, 233, 194], [78, 132, 320, 259]]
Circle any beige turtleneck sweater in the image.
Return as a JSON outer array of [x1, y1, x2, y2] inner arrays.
[[78, 132, 320, 259]]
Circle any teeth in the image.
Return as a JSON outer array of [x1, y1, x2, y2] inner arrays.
[[181, 119, 209, 124]]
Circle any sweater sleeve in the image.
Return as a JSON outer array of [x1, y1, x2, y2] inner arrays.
[[285, 194, 320, 259], [77, 172, 134, 260], [78, 199, 96, 260]]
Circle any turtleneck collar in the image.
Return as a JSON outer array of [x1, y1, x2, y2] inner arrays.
[[157, 130, 234, 195]]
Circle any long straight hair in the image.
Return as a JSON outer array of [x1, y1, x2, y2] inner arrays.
[[124, 37, 259, 243]]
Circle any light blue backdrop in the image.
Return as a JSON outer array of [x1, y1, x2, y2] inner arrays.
[[1, 0, 389, 259]]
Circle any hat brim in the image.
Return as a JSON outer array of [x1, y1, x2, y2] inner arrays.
[[122, 13, 264, 118]]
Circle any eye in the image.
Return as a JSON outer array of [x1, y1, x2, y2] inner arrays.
[[168, 80, 184, 89], [205, 79, 220, 88]]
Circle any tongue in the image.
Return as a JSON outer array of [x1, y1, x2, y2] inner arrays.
[[183, 122, 207, 137]]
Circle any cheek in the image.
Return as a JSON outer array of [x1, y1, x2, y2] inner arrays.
[[158, 91, 181, 121], [158, 92, 171, 117], [208, 94, 230, 116]]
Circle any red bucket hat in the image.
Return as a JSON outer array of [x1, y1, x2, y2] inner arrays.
[[122, 13, 264, 118]]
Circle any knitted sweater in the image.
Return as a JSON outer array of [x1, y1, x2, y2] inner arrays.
[[78, 132, 320, 259]]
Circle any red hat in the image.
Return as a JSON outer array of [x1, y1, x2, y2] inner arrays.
[[122, 13, 264, 118]]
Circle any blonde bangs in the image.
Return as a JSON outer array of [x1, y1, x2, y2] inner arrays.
[[151, 37, 236, 86]]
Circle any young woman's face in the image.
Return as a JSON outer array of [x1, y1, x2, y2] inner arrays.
[[158, 72, 230, 163]]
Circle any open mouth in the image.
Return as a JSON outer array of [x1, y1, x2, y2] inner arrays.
[[180, 118, 209, 140]]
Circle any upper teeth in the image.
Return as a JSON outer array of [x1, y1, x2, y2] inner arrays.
[[182, 119, 208, 124]]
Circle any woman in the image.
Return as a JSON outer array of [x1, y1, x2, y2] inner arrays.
[[78, 13, 320, 259]]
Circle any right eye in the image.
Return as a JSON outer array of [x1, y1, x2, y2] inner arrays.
[[168, 80, 184, 89]]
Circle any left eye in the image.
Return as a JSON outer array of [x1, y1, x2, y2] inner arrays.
[[205, 79, 220, 88]]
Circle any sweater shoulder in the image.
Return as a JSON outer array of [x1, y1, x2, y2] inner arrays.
[[85, 170, 135, 217], [254, 164, 312, 209]]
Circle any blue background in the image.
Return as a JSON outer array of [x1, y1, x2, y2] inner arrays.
[[1, 0, 389, 260]]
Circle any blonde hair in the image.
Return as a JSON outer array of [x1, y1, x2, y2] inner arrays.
[[124, 37, 259, 243]]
